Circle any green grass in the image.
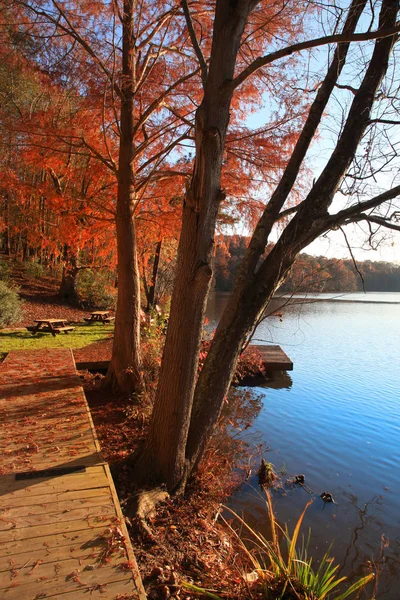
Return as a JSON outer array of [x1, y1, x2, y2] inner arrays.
[[0, 323, 114, 352], [182, 492, 374, 600], [219, 493, 374, 600]]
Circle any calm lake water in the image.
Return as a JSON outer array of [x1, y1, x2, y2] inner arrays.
[[206, 291, 400, 599]]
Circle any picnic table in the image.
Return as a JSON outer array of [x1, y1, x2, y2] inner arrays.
[[84, 310, 115, 325], [27, 319, 75, 337]]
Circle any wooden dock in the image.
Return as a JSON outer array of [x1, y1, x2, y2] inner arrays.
[[253, 344, 293, 371], [0, 348, 145, 600], [75, 344, 293, 375]]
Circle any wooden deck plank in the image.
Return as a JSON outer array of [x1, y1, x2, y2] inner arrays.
[[0, 565, 135, 598], [1, 491, 112, 517], [43, 580, 141, 599], [0, 349, 145, 600], [0, 487, 111, 509], [0, 457, 103, 476], [2, 576, 138, 600], [0, 527, 126, 571], [0, 469, 107, 494], [0, 510, 117, 544], [0, 525, 110, 559], [252, 344, 293, 371], [0, 502, 115, 532], [0, 542, 132, 587]]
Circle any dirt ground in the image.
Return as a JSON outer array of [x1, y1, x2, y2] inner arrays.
[[10, 263, 89, 327]]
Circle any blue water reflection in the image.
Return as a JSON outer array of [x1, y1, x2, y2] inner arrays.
[[206, 292, 400, 599]]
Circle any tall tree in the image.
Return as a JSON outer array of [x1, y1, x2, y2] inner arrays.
[[135, 0, 400, 492], [3, 0, 304, 393], [3, 0, 199, 393]]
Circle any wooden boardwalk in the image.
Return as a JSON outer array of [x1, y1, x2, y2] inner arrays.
[[0, 349, 145, 600]]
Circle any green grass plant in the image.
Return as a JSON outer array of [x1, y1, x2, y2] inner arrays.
[[182, 492, 374, 599], [0, 323, 114, 352], [222, 493, 374, 599]]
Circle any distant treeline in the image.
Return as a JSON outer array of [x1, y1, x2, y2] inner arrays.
[[214, 235, 400, 293]]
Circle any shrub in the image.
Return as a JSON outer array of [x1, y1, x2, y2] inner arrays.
[[0, 281, 23, 328], [0, 258, 10, 282], [76, 269, 116, 309], [24, 260, 45, 279]]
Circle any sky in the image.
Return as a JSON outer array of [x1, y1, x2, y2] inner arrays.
[[241, 5, 400, 266], [305, 228, 400, 264]]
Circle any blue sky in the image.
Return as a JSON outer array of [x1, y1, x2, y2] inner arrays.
[[239, 14, 400, 265]]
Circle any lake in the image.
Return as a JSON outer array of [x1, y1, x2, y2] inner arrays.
[[206, 291, 400, 599]]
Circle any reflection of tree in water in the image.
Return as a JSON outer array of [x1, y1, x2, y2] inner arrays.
[[380, 536, 400, 598], [338, 493, 400, 598], [339, 494, 383, 576], [211, 388, 267, 483]]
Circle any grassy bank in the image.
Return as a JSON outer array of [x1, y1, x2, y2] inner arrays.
[[0, 323, 114, 352]]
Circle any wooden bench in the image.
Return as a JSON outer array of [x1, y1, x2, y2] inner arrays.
[[103, 316, 115, 323], [83, 311, 114, 324], [52, 326, 75, 334]]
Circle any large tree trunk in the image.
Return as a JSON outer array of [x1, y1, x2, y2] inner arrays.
[[135, 0, 253, 491], [134, 0, 397, 493], [105, 0, 144, 395]]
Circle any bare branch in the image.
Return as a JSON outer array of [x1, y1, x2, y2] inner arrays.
[[330, 185, 400, 225], [231, 26, 400, 91], [181, 0, 208, 87], [133, 67, 200, 134], [348, 212, 400, 232], [339, 226, 366, 291]]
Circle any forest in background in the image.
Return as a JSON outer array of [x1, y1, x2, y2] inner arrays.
[[214, 235, 400, 293]]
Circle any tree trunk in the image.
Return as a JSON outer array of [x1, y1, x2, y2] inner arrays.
[[146, 240, 162, 311], [59, 250, 80, 305], [104, 0, 144, 395], [135, 0, 253, 492], [134, 0, 397, 493]]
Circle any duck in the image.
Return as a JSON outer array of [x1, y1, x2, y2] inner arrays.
[[294, 474, 305, 485], [320, 491, 335, 503]]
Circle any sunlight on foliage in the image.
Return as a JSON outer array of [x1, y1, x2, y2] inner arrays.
[[0, 281, 23, 328]]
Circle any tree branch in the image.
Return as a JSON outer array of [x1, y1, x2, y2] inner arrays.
[[329, 185, 400, 225], [347, 212, 400, 232], [16, 0, 122, 97], [339, 226, 366, 291], [181, 0, 208, 87], [231, 26, 400, 91]]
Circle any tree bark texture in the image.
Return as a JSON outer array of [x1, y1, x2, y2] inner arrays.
[[106, 0, 144, 395], [59, 249, 80, 305]]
